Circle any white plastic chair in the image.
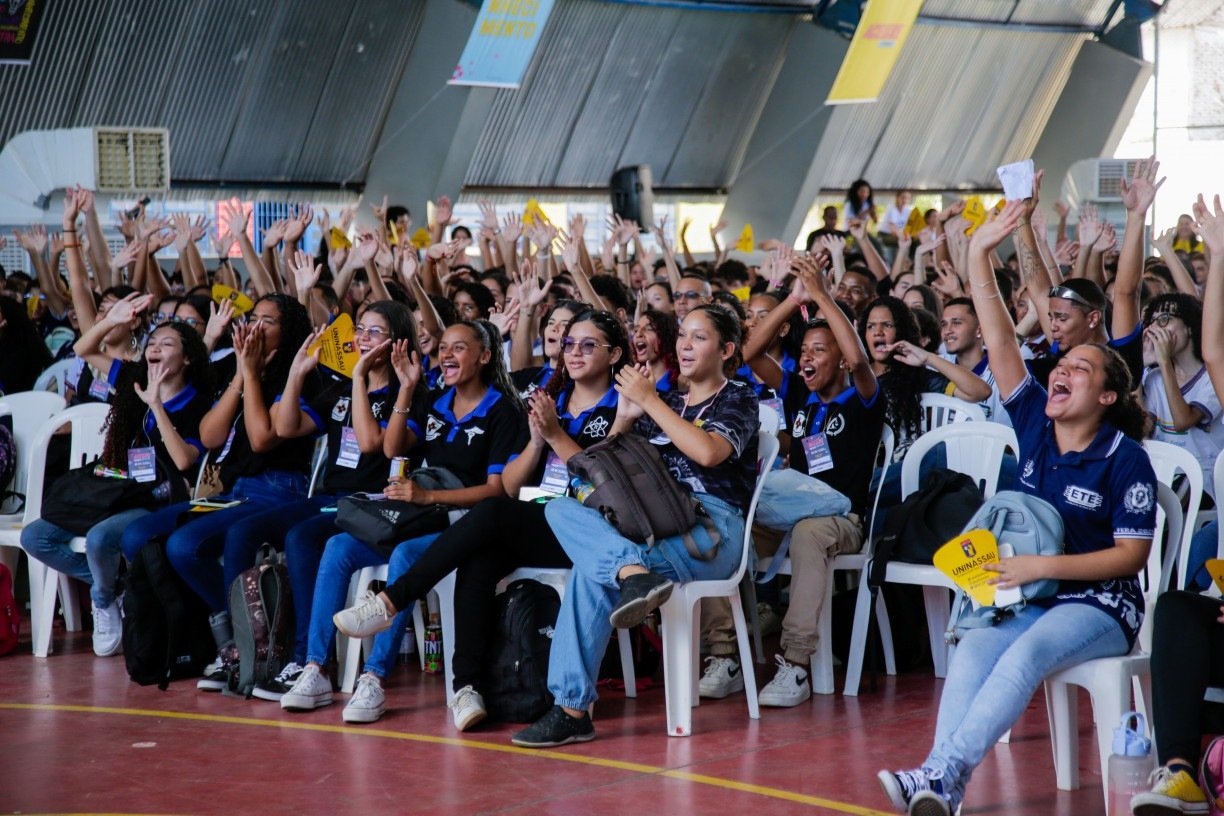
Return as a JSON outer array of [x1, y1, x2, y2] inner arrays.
[[338, 563, 429, 693], [919, 391, 986, 432], [33, 359, 76, 397], [660, 428, 780, 736], [844, 421, 1019, 696], [1142, 440, 1205, 592], [21, 404, 111, 657], [0, 392, 67, 576], [305, 437, 328, 498], [757, 403, 780, 436], [1043, 483, 1182, 812]]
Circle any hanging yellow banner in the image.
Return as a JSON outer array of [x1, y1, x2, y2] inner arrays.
[[308, 313, 360, 378], [826, 0, 923, 105]]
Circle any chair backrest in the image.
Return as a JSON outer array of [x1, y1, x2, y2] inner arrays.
[[1144, 440, 1206, 592], [1215, 448, 1224, 507], [729, 429, 781, 584], [900, 421, 1019, 501], [1140, 482, 1183, 651], [33, 359, 76, 397], [192, 449, 212, 499], [22, 403, 111, 524], [859, 424, 896, 559], [757, 403, 781, 436], [306, 436, 329, 498], [920, 392, 986, 432], [0, 391, 66, 503]]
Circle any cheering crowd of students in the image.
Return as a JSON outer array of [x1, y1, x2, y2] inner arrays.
[[4, 158, 1224, 815]]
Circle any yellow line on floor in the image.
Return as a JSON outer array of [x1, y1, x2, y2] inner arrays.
[[0, 703, 890, 815]]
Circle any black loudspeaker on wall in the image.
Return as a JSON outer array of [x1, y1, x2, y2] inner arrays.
[[610, 165, 654, 227]]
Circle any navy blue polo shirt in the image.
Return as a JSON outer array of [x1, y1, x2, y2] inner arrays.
[[1005, 375, 1157, 647], [780, 372, 884, 518], [511, 365, 554, 400], [408, 385, 527, 488]]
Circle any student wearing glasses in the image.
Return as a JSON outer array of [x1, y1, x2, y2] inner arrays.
[[672, 274, 712, 320], [332, 310, 630, 731]]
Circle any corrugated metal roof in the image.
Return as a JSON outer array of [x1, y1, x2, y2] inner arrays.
[[0, 0, 422, 187], [464, 0, 794, 190], [812, 23, 1084, 191]]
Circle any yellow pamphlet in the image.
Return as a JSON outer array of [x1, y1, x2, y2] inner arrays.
[[1206, 559, 1224, 594], [735, 224, 754, 254], [411, 227, 431, 250], [904, 207, 926, 238], [329, 226, 352, 250], [932, 528, 1000, 608], [308, 313, 360, 378], [962, 196, 987, 236], [523, 198, 547, 227], [211, 284, 255, 316]]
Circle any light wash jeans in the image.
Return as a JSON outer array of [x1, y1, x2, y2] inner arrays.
[[543, 493, 744, 710], [304, 531, 439, 670], [20, 507, 151, 609], [923, 602, 1129, 803]]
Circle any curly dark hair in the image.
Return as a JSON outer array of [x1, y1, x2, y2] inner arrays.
[[100, 322, 213, 471], [858, 296, 924, 440], [544, 309, 631, 402], [253, 294, 311, 402], [638, 309, 680, 384]]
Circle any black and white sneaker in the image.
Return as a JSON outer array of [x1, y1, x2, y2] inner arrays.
[[609, 572, 673, 629], [511, 705, 596, 748], [250, 662, 304, 702], [196, 647, 237, 692]]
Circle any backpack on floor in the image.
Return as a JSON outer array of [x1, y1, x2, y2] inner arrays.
[[226, 544, 294, 699], [483, 579, 561, 723], [1203, 735, 1224, 816], [0, 562, 20, 656], [123, 538, 215, 689]]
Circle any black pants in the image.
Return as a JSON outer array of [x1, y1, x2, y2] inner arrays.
[[1150, 590, 1224, 765], [383, 495, 570, 692]]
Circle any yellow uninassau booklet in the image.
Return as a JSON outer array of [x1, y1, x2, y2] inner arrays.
[[308, 313, 360, 378], [932, 528, 1001, 608]]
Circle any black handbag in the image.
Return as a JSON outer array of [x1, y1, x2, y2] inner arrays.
[[41, 455, 189, 535], [334, 466, 465, 556]]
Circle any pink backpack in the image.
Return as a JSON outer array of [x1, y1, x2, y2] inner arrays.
[[0, 563, 20, 656], [1203, 735, 1224, 816]]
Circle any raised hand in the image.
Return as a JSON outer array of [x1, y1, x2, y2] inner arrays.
[[290, 249, 322, 298], [172, 213, 193, 252], [1053, 200, 1070, 219], [371, 195, 389, 227], [793, 253, 832, 300], [819, 234, 846, 257], [434, 195, 454, 228], [488, 298, 520, 337], [932, 262, 964, 298], [1153, 226, 1176, 249], [398, 247, 419, 284], [110, 241, 142, 270], [328, 243, 349, 274], [78, 188, 96, 214], [569, 212, 587, 242], [1093, 222, 1118, 254], [478, 199, 498, 232], [1023, 169, 1045, 217], [356, 233, 380, 263], [352, 339, 390, 381], [106, 292, 152, 326], [615, 364, 657, 408], [501, 213, 523, 244], [969, 199, 1025, 251], [1053, 241, 1080, 267], [937, 199, 966, 224], [916, 233, 946, 258], [262, 219, 287, 247], [29, 224, 48, 254], [62, 185, 83, 229], [1120, 155, 1165, 214], [225, 199, 249, 243], [205, 298, 235, 346], [134, 362, 167, 408], [709, 219, 727, 240], [290, 326, 324, 374], [519, 266, 548, 307], [1192, 193, 1224, 256], [283, 203, 313, 243], [49, 231, 64, 257], [882, 340, 930, 368], [1077, 202, 1102, 247], [390, 339, 422, 392]]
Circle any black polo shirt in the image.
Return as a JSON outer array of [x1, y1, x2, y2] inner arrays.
[[407, 385, 527, 488], [301, 379, 400, 495]]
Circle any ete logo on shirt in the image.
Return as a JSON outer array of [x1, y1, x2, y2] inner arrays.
[[1063, 485, 1104, 511]]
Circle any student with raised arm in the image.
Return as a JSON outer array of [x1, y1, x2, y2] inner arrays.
[[878, 200, 1157, 816], [700, 255, 883, 705], [1130, 193, 1224, 815], [509, 304, 758, 748], [332, 309, 630, 731]]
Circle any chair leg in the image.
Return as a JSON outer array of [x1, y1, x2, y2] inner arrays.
[[661, 594, 696, 737], [811, 570, 836, 695], [842, 579, 874, 696], [435, 572, 457, 706], [34, 562, 60, 658], [617, 628, 637, 698], [1088, 672, 1133, 815], [60, 573, 82, 632], [729, 593, 759, 720], [1045, 680, 1080, 790], [921, 585, 952, 678], [739, 575, 765, 665], [876, 592, 897, 676], [413, 599, 426, 671]]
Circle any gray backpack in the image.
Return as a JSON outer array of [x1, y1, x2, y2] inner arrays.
[[946, 491, 1064, 641], [227, 545, 294, 698]]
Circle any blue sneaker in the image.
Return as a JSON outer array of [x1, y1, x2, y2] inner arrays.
[[878, 768, 958, 814]]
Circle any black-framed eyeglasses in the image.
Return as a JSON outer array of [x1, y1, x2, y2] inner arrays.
[[1048, 285, 1099, 312], [675, 291, 705, 301], [562, 337, 612, 356], [1146, 312, 1180, 328]]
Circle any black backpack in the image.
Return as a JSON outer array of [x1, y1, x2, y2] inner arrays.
[[482, 579, 561, 723], [867, 467, 984, 591], [122, 538, 215, 689], [226, 545, 294, 698]]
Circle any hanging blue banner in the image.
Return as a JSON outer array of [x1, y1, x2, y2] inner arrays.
[[449, 0, 555, 89]]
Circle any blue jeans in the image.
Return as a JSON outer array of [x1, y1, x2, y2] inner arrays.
[[542, 493, 744, 710], [1186, 520, 1218, 592], [21, 508, 151, 608], [282, 503, 344, 665], [362, 533, 442, 678], [121, 472, 308, 613], [923, 602, 1129, 801]]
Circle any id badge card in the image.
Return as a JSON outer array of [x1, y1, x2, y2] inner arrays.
[[539, 452, 569, 494], [802, 432, 834, 475], [335, 426, 361, 469], [88, 376, 112, 402], [127, 447, 157, 483]]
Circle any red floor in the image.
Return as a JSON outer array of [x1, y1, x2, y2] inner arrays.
[[0, 623, 1111, 815]]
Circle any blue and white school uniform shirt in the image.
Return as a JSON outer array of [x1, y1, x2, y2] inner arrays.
[[408, 386, 527, 488], [1006, 375, 1158, 648]]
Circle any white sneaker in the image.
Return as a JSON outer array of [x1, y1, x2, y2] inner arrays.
[[698, 656, 744, 699], [333, 590, 393, 639], [757, 654, 811, 707], [91, 602, 123, 657], [342, 673, 386, 723], [450, 685, 487, 732], [280, 663, 334, 710]]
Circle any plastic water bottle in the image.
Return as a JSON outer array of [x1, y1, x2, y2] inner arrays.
[[1108, 711, 1156, 816]]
